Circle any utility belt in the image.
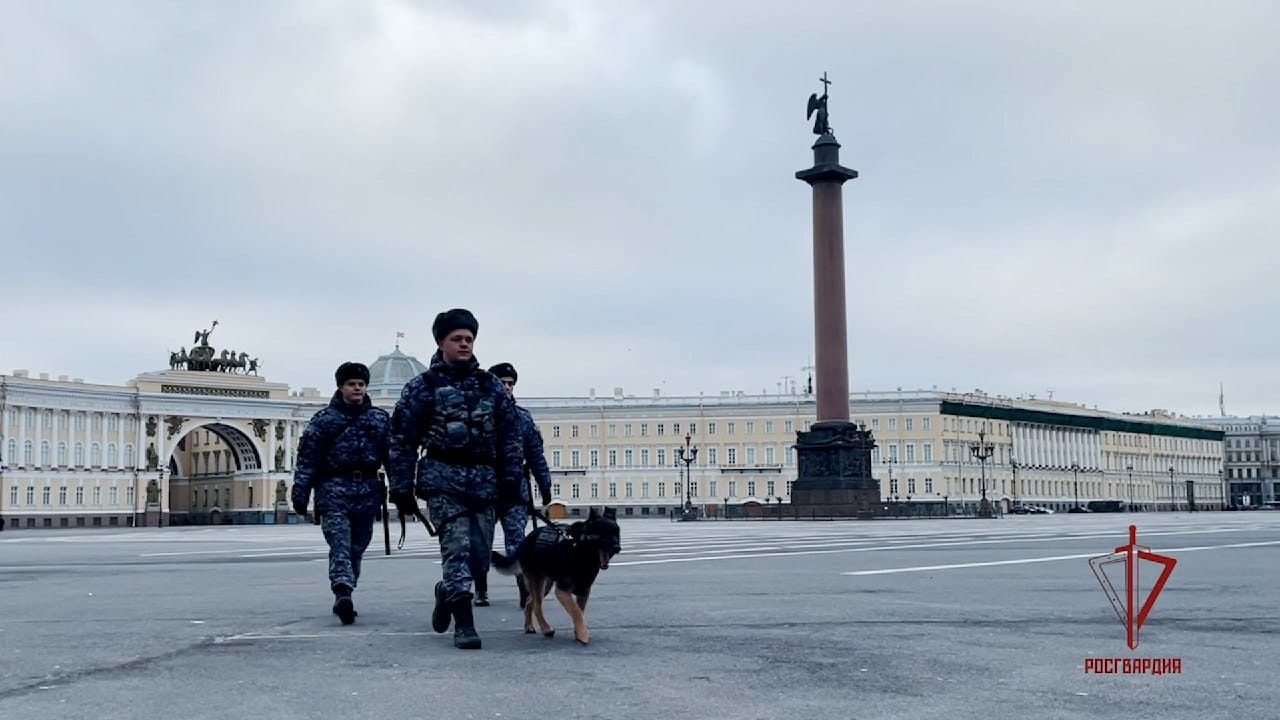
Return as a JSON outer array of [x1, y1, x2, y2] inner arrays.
[[326, 467, 382, 483], [426, 447, 494, 469]]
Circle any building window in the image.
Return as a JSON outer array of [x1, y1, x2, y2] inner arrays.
[[625, 482, 633, 498], [905, 418, 913, 431], [890, 479, 899, 494], [690, 482, 698, 498], [76, 486, 84, 504], [26, 486, 34, 505], [708, 423, 717, 435], [708, 448, 718, 465], [923, 443, 933, 462], [657, 449, 666, 467], [641, 482, 650, 498], [727, 447, 737, 465], [571, 483, 580, 499], [608, 424, 617, 438], [552, 450, 561, 467], [709, 480, 718, 497], [924, 418, 932, 431], [906, 444, 916, 463], [729, 480, 738, 496], [553, 425, 561, 438], [590, 450, 599, 467], [23, 440, 33, 465], [658, 423, 665, 436], [107, 443, 119, 467], [889, 418, 897, 431], [641, 448, 649, 466], [784, 421, 793, 433], [624, 449, 633, 467], [9, 485, 16, 507], [571, 425, 579, 438], [608, 449, 617, 467], [552, 483, 561, 497], [746, 421, 754, 434], [126, 486, 133, 505], [40, 441, 50, 466], [658, 482, 665, 498], [728, 422, 736, 434], [673, 423, 681, 435], [766, 446, 776, 464], [925, 478, 933, 493], [591, 484, 599, 499], [746, 447, 756, 465], [767, 480, 776, 496], [608, 482, 617, 498], [908, 478, 916, 494], [43, 487, 52, 505], [571, 449, 580, 467], [90, 443, 102, 467], [690, 423, 697, 435], [624, 424, 633, 437], [94, 486, 101, 505], [747, 480, 756, 496]]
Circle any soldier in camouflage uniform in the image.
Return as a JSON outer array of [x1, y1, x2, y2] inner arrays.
[[386, 308, 524, 650], [291, 361, 391, 626], [473, 361, 552, 609]]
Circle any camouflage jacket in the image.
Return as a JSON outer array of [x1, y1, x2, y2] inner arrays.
[[386, 352, 523, 506], [291, 392, 391, 512], [513, 404, 552, 503]]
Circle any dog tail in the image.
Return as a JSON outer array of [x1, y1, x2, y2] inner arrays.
[[490, 550, 521, 576]]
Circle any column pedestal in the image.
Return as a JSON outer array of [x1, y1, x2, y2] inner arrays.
[[790, 421, 881, 519]]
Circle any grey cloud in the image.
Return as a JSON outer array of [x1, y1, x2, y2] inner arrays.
[[2, 0, 1277, 418]]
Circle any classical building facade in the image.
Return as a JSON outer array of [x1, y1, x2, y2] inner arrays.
[[0, 335, 1229, 529], [1201, 416, 1279, 508]]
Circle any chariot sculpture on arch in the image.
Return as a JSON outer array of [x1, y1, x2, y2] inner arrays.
[[166, 320, 262, 374]]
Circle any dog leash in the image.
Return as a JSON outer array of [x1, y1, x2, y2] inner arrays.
[[397, 505, 438, 550]]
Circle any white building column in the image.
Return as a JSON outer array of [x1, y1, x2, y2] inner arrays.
[[1, 406, 9, 459], [18, 407, 28, 464], [116, 414, 125, 470], [135, 414, 145, 470], [99, 413, 108, 470], [34, 408, 43, 468]]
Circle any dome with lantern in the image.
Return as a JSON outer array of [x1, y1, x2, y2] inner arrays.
[[366, 342, 428, 399]]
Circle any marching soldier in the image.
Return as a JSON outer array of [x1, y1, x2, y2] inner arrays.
[[386, 308, 524, 650], [475, 361, 552, 609], [291, 362, 391, 625]]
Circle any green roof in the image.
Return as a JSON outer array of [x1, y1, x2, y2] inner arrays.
[[941, 401, 1224, 442]]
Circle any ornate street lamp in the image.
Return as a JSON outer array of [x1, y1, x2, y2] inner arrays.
[[1071, 461, 1081, 511], [969, 430, 995, 518], [677, 433, 698, 520]]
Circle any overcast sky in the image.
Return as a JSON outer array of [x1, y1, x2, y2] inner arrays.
[[2, 1, 1277, 419]]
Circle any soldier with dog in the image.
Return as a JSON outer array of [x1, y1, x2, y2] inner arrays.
[[386, 308, 524, 650], [291, 361, 391, 625], [472, 361, 554, 609]]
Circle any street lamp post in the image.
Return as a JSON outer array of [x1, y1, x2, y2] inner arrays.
[[1167, 466, 1175, 512], [1010, 457, 1019, 508], [1126, 464, 1134, 511], [883, 457, 896, 496], [677, 433, 698, 521], [1071, 462, 1081, 511], [969, 429, 994, 518]]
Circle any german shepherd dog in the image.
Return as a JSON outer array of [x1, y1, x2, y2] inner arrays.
[[490, 507, 621, 645]]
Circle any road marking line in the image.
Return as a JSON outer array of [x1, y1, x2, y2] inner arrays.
[[840, 540, 1280, 575]]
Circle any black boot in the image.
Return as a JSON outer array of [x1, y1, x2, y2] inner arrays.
[[332, 584, 356, 626], [431, 581, 451, 634], [451, 597, 481, 649], [517, 575, 530, 609], [474, 573, 489, 607]]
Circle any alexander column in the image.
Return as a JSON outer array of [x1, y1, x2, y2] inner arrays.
[[789, 72, 880, 519]]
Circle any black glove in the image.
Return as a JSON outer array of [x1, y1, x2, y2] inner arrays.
[[539, 484, 552, 507], [291, 486, 310, 517], [389, 490, 419, 517]]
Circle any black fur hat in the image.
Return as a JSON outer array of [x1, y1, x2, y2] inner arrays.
[[432, 308, 479, 343], [335, 361, 370, 386], [488, 363, 517, 383]]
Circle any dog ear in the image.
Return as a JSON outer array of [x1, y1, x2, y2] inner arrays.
[[603, 507, 617, 520]]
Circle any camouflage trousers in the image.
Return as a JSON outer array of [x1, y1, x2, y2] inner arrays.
[[497, 503, 529, 556], [426, 494, 495, 604], [321, 508, 376, 591]]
